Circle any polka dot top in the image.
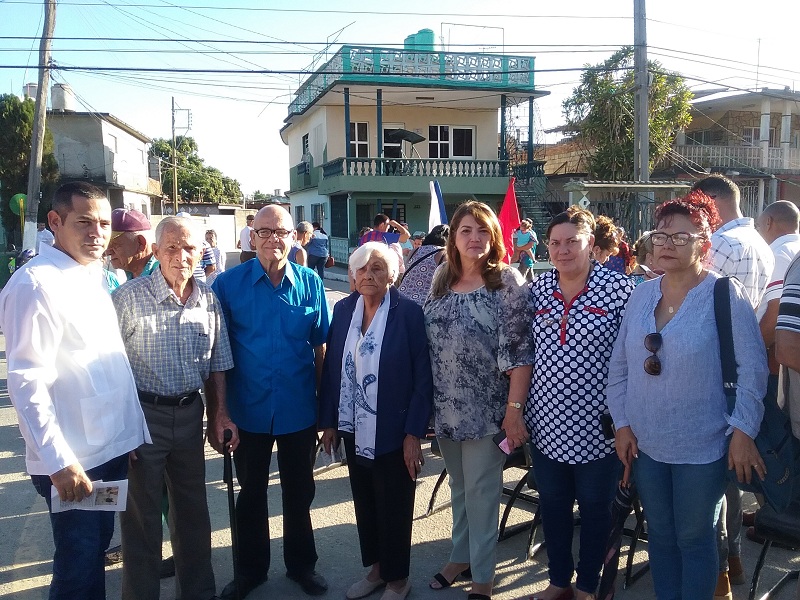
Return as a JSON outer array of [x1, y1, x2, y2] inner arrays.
[[524, 262, 634, 464]]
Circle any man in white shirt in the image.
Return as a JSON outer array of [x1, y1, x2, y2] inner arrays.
[[238, 213, 255, 263], [692, 175, 775, 598], [0, 182, 150, 599], [35, 221, 55, 253]]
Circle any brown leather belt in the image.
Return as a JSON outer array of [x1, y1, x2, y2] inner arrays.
[[137, 390, 200, 407]]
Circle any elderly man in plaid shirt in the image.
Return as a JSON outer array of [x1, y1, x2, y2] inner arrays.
[[112, 215, 234, 600]]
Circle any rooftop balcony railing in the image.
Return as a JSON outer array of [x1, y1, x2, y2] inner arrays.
[[674, 145, 800, 171], [288, 45, 536, 117]]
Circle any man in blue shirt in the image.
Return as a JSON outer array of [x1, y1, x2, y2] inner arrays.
[[211, 205, 331, 600]]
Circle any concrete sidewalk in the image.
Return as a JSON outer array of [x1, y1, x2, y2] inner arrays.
[[1, 283, 799, 599]]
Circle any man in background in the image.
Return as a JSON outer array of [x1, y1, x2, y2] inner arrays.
[[238, 214, 256, 262], [105, 208, 158, 279]]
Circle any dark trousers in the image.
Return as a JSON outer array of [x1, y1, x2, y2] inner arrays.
[[343, 436, 415, 583], [532, 446, 620, 594], [307, 254, 326, 280], [234, 426, 319, 579], [31, 454, 128, 600]]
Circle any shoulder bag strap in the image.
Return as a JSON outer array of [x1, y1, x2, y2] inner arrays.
[[713, 276, 738, 414], [399, 248, 441, 282]]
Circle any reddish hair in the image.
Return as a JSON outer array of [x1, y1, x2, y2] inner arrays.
[[653, 190, 721, 237]]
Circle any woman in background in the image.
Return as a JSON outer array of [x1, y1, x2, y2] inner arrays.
[[205, 229, 225, 285], [306, 222, 330, 280], [398, 225, 449, 306]]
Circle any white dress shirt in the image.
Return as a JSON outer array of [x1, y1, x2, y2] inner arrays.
[[35, 228, 55, 253], [239, 225, 253, 251], [0, 244, 150, 476]]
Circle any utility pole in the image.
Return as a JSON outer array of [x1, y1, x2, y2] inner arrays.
[[23, 0, 56, 251], [633, 0, 649, 182], [171, 96, 178, 215]]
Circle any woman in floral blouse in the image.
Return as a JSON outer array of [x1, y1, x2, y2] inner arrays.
[[524, 207, 634, 600], [424, 201, 534, 600]]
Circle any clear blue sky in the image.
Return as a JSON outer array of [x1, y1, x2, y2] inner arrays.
[[2, 0, 799, 195]]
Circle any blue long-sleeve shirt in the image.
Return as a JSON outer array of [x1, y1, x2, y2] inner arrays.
[[606, 271, 767, 465]]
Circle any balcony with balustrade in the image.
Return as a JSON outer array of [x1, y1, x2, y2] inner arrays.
[[287, 45, 540, 119], [673, 145, 800, 173]]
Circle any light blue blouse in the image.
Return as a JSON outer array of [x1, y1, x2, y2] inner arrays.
[[606, 271, 767, 465]]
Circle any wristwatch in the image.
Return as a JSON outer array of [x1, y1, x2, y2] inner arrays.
[[507, 401, 523, 409]]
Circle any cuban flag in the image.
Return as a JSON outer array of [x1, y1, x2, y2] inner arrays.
[[428, 180, 448, 232]]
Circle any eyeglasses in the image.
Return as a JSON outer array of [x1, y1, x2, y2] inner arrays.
[[644, 332, 662, 376], [650, 232, 705, 246], [254, 227, 292, 239]]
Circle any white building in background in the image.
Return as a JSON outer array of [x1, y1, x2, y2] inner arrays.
[[46, 84, 162, 216]]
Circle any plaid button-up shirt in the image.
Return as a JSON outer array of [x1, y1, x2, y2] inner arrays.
[[708, 217, 774, 309], [112, 268, 234, 396]]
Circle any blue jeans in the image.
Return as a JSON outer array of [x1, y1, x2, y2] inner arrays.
[[30, 454, 128, 600], [532, 446, 620, 594], [307, 254, 326, 281], [633, 452, 726, 600]]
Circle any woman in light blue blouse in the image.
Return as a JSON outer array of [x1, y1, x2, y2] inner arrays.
[[424, 201, 534, 600], [606, 192, 768, 600]]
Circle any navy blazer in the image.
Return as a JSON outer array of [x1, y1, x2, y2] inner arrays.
[[319, 286, 433, 457]]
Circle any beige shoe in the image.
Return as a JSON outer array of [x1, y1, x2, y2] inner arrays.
[[380, 581, 411, 600], [346, 576, 385, 599], [714, 571, 733, 600]]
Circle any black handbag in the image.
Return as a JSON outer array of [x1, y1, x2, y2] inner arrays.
[[713, 277, 800, 512]]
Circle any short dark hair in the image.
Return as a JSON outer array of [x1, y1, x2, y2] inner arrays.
[[423, 224, 449, 247], [373, 213, 390, 227], [246, 214, 255, 221], [546, 206, 596, 239], [51, 181, 106, 218], [691, 174, 740, 206]]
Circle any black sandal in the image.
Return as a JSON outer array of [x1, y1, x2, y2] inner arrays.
[[467, 594, 491, 600], [429, 567, 472, 590]]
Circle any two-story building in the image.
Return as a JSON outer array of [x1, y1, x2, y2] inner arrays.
[[281, 30, 548, 262], [669, 87, 800, 216], [46, 85, 162, 217]]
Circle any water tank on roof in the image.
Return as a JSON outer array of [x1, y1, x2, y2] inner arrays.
[[404, 29, 435, 52], [51, 83, 77, 112], [23, 83, 38, 99]]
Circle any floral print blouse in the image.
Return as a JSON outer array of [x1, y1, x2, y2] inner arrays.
[[424, 267, 535, 441]]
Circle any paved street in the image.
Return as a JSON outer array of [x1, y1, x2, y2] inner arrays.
[[0, 276, 798, 599]]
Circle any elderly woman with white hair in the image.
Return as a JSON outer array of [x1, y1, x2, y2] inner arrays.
[[320, 242, 433, 600]]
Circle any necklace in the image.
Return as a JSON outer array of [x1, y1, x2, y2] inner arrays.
[[668, 306, 675, 314]]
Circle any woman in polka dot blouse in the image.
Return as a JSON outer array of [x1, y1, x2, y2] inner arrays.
[[524, 207, 634, 600]]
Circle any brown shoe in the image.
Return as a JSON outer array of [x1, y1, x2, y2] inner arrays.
[[714, 571, 732, 600], [728, 555, 746, 585], [742, 511, 756, 527]]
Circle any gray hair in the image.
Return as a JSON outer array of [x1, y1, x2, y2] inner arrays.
[[349, 241, 400, 284], [296, 220, 313, 233], [155, 216, 201, 246]]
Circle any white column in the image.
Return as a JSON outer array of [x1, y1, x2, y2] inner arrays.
[[781, 100, 792, 169], [760, 97, 771, 169], [758, 179, 765, 213]]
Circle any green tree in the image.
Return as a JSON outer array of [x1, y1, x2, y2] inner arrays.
[[0, 94, 59, 244], [151, 136, 241, 204], [562, 47, 693, 180]]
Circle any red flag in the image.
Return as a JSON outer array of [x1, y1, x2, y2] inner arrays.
[[497, 177, 521, 264]]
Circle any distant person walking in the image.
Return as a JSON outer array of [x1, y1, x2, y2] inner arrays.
[[0, 182, 150, 599], [306, 221, 330, 280], [238, 214, 256, 263]]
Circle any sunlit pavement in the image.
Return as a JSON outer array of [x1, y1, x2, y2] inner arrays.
[[0, 278, 798, 599]]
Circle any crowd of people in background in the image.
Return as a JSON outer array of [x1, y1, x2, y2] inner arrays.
[[2, 173, 800, 600]]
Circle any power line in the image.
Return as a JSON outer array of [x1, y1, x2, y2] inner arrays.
[[3, 2, 633, 18]]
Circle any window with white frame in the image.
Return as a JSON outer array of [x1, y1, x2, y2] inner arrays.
[[428, 125, 475, 159], [295, 205, 305, 223], [383, 123, 404, 158], [301, 133, 309, 156], [686, 130, 712, 146], [311, 203, 325, 225], [349, 122, 369, 158], [742, 127, 776, 147]]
